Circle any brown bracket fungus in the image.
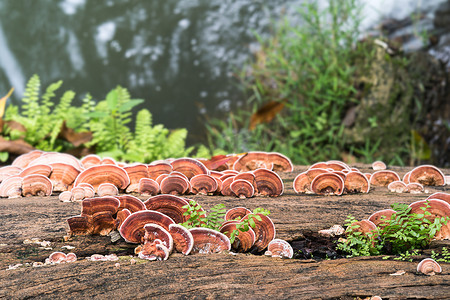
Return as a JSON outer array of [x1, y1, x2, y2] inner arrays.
[[190, 174, 218, 195], [91, 211, 117, 235], [160, 174, 189, 195], [224, 207, 251, 221], [220, 177, 235, 196], [190, 228, 231, 254], [405, 182, 424, 194], [417, 258, 442, 276], [11, 150, 44, 169], [48, 163, 80, 192], [74, 164, 130, 192], [147, 162, 173, 180], [138, 178, 160, 196], [18, 164, 52, 178], [344, 171, 370, 194], [265, 239, 293, 259], [138, 240, 170, 261], [169, 223, 194, 255], [293, 172, 312, 194], [368, 209, 396, 229], [123, 163, 149, 193], [371, 160, 387, 171], [409, 199, 450, 240], [230, 179, 255, 198], [170, 157, 208, 180], [22, 174, 53, 197], [116, 195, 146, 213], [143, 223, 174, 253], [70, 186, 86, 201], [219, 220, 255, 252], [97, 182, 119, 197], [119, 210, 175, 244], [346, 220, 378, 239], [115, 208, 131, 228], [81, 196, 120, 216], [67, 215, 93, 235], [80, 154, 102, 169], [143, 194, 190, 224], [243, 213, 276, 253], [253, 168, 284, 197], [310, 173, 344, 196], [409, 165, 445, 186], [387, 181, 407, 193], [426, 193, 450, 205], [369, 170, 400, 187], [0, 176, 23, 198]]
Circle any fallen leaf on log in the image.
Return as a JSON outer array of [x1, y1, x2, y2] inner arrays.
[[58, 121, 92, 147], [0, 136, 35, 155]]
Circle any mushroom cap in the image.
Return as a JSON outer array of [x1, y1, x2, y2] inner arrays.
[[11, 150, 44, 169], [265, 239, 293, 258], [67, 215, 92, 235], [243, 213, 276, 252], [160, 174, 190, 195], [253, 168, 284, 197], [65, 252, 77, 263], [138, 178, 160, 196], [426, 193, 450, 205], [310, 161, 349, 172], [293, 172, 312, 194], [97, 182, 119, 197], [409, 199, 450, 239], [99, 157, 117, 165], [81, 196, 120, 216], [346, 220, 378, 237], [0, 175, 23, 198], [143, 194, 190, 224], [48, 163, 80, 192], [169, 223, 194, 255], [123, 164, 149, 193], [224, 207, 252, 221], [219, 220, 256, 252], [22, 174, 53, 197], [144, 223, 174, 253], [230, 179, 255, 198], [119, 210, 175, 244], [59, 190, 73, 202], [74, 164, 130, 192], [19, 164, 53, 178], [190, 228, 231, 254], [115, 208, 131, 228], [80, 154, 102, 169], [77, 184, 95, 199], [147, 162, 173, 180], [220, 177, 235, 196], [409, 165, 445, 186], [268, 152, 294, 172], [233, 172, 256, 187], [48, 252, 67, 264], [155, 173, 169, 186], [219, 173, 236, 182], [369, 170, 400, 187], [371, 160, 387, 171], [417, 258, 442, 275], [344, 171, 370, 194], [138, 240, 170, 261], [310, 173, 344, 196], [116, 195, 146, 213], [170, 158, 208, 179], [387, 180, 407, 193], [402, 171, 411, 183], [405, 182, 424, 193], [190, 174, 218, 195], [91, 211, 117, 235], [368, 209, 396, 229], [0, 165, 22, 182], [306, 168, 330, 182], [29, 152, 82, 170], [232, 152, 271, 172]]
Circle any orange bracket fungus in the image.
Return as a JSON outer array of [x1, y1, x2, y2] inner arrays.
[[224, 206, 251, 221], [46, 252, 77, 264], [80, 154, 102, 169], [387, 181, 407, 193], [138, 239, 170, 261], [70, 186, 86, 201], [230, 179, 255, 198], [371, 160, 387, 171], [369, 170, 400, 187], [22, 174, 52, 197], [265, 239, 293, 259], [417, 258, 442, 276], [11, 150, 44, 169], [344, 171, 370, 194], [190, 227, 231, 254], [143, 194, 190, 224], [138, 178, 160, 196], [0, 166, 22, 182], [409, 199, 450, 240], [409, 165, 445, 186], [170, 157, 208, 180], [310, 173, 344, 196], [18, 164, 52, 178], [29, 152, 82, 170], [168, 223, 194, 255], [253, 168, 284, 197], [219, 220, 255, 252], [147, 162, 173, 180], [0, 176, 23, 198], [119, 210, 175, 244], [159, 174, 190, 195], [368, 209, 396, 229], [48, 163, 80, 192], [426, 192, 450, 205], [74, 164, 130, 192], [189, 174, 218, 195], [220, 177, 235, 196], [293, 172, 312, 194], [77, 183, 95, 198], [346, 220, 378, 238], [123, 163, 149, 193], [405, 182, 424, 194], [143, 223, 174, 253], [97, 182, 119, 197], [116, 195, 146, 213], [243, 213, 276, 253]]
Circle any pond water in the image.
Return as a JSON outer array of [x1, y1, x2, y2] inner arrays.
[[0, 0, 445, 145]]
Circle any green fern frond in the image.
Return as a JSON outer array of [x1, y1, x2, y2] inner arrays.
[[40, 80, 62, 115], [22, 74, 41, 119]]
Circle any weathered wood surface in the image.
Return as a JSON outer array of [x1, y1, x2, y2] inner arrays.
[[0, 165, 449, 299]]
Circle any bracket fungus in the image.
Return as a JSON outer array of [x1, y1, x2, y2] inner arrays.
[[18, 164, 52, 178], [0, 176, 23, 198], [369, 170, 400, 187], [48, 163, 80, 192], [371, 160, 387, 171], [11, 150, 44, 169], [74, 164, 130, 192], [81, 196, 120, 216], [119, 210, 175, 244], [387, 181, 407, 193], [426, 193, 450, 205], [190, 228, 231, 254], [409, 165, 445, 186], [123, 164, 149, 193], [0, 166, 22, 182], [77, 183, 95, 198], [344, 171, 370, 194], [405, 182, 424, 194], [230, 179, 255, 198], [293, 172, 312, 194], [242, 213, 276, 252], [29, 152, 82, 170], [232, 151, 293, 172], [170, 157, 208, 179], [97, 182, 119, 197], [265, 239, 293, 259], [138, 178, 160, 196], [310, 173, 344, 196], [253, 168, 284, 197], [46, 252, 77, 264], [22, 174, 52, 197], [116, 208, 131, 228], [70, 187, 86, 201], [143, 194, 190, 224], [190, 174, 218, 195], [138, 240, 170, 261], [346, 220, 378, 239], [147, 162, 173, 180], [160, 174, 190, 195], [417, 258, 442, 276], [116, 195, 146, 213], [220, 177, 235, 196], [59, 190, 73, 202], [169, 223, 194, 255], [224, 207, 251, 221], [368, 209, 396, 229], [219, 220, 255, 252], [409, 199, 450, 240], [80, 154, 102, 169], [143, 223, 174, 253]]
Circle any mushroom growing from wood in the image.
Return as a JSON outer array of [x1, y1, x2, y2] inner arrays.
[[253, 168, 284, 197], [22, 174, 52, 197], [230, 179, 255, 198], [417, 258, 442, 276], [344, 171, 370, 194], [74, 164, 130, 192], [170, 158, 208, 179], [242, 213, 276, 253], [138, 178, 160, 196], [409, 199, 450, 240], [159, 174, 190, 195], [97, 182, 119, 197], [219, 220, 255, 252], [168, 223, 194, 255], [409, 165, 445, 186], [265, 239, 293, 258], [190, 228, 231, 254], [369, 170, 400, 187], [310, 173, 344, 196], [0, 176, 23, 198], [190, 174, 218, 195], [143, 223, 174, 253], [123, 163, 149, 193], [144, 194, 190, 224]]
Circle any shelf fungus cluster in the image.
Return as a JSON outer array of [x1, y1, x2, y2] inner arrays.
[[0, 151, 292, 199]]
